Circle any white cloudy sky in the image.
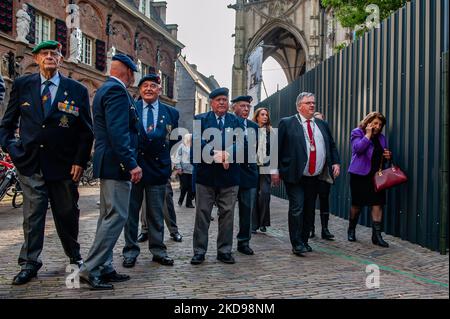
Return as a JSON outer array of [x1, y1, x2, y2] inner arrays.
[[165, 0, 287, 99]]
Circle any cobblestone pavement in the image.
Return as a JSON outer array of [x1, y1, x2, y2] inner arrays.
[[0, 185, 448, 299]]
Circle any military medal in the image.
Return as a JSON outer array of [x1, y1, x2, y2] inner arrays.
[[59, 115, 69, 128], [147, 125, 154, 133]]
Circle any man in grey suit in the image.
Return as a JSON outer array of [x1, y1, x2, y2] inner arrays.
[[272, 92, 340, 257], [79, 54, 142, 290]]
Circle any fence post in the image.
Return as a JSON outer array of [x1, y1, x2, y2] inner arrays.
[[440, 51, 449, 255]]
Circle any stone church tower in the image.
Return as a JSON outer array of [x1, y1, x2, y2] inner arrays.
[[230, 0, 349, 98]]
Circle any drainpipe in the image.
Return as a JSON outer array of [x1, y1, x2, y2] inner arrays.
[[440, 51, 449, 255]]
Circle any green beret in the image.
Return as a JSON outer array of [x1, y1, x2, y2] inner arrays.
[[31, 40, 62, 54]]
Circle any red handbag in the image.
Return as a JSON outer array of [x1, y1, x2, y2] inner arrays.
[[373, 159, 408, 192]]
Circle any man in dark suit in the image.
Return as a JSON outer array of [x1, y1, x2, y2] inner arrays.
[[232, 95, 259, 255], [190, 87, 242, 265], [79, 54, 142, 290], [122, 74, 178, 268], [0, 41, 94, 285], [272, 92, 340, 256]]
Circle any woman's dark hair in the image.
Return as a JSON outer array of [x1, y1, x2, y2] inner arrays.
[[253, 107, 272, 131], [359, 112, 386, 131]]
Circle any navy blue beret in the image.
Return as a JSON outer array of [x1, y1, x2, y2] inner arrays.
[[138, 73, 161, 87], [209, 87, 229, 99], [231, 95, 253, 103], [112, 54, 138, 72]]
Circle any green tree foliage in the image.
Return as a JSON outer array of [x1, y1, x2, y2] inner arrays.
[[322, 0, 408, 37]]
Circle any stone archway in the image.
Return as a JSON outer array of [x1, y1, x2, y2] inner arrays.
[[231, 0, 323, 97]]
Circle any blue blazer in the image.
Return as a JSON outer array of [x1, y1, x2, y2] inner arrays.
[[278, 115, 340, 184], [92, 77, 139, 181], [193, 111, 241, 188], [135, 99, 179, 185], [0, 73, 93, 180], [238, 118, 259, 189]]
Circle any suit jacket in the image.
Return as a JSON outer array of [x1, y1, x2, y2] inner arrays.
[[278, 114, 340, 184], [348, 127, 387, 176], [238, 118, 259, 189], [135, 99, 179, 185], [0, 74, 5, 104], [92, 77, 139, 181], [0, 72, 93, 180], [192, 111, 241, 188]]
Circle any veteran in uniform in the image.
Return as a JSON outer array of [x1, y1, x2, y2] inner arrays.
[[0, 41, 94, 285], [79, 54, 142, 290], [122, 74, 179, 268], [232, 95, 259, 255], [190, 87, 242, 265]]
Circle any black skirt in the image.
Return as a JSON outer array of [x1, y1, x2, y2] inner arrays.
[[350, 172, 386, 206]]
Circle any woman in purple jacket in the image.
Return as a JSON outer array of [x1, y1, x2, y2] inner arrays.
[[348, 112, 392, 247]]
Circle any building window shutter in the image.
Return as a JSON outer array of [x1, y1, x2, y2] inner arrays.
[[95, 40, 106, 71], [0, 0, 13, 33], [55, 19, 67, 57], [26, 4, 36, 44]]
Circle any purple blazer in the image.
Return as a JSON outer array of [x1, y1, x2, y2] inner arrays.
[[348, 127, 387, 176]]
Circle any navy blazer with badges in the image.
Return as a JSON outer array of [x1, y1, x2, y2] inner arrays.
[[238, 118, 259, 189], [278, 115, 340, 184], [193, 111, 241, 188], [92, 77, 139, 181], [0, 73, 93, 180], [135, 99, 179, 185]]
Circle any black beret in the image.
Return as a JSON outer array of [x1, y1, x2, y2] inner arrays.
[[138, 73, 161, 87], [112, 54, 138, 72], [231, 95, 253, 103], [209, 87, 229, 99]]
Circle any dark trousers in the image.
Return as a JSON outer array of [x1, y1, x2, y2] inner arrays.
[[285, 176, 320, 249], [163, 181, 179, 235], [252, 174, 271, 231], [178, 173, 194, 205], [237, 187, 257, 247], [18, 172, 81, 271]]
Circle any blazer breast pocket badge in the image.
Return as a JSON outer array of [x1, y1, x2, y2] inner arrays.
[[21, 102, 31, 107], [58, 100, 79, 117], [59, 115, 70, 128]]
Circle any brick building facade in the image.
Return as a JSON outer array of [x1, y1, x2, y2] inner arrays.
[[0, 0, 184, 115]]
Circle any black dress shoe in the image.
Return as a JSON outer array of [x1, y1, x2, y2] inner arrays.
[[260, 226, 267, 232], [12, 269, 37, 285], [251, 229, 257, 234], [217, 253, 235, 264], [292, 244, 308, 257], [237, 246, 254, 255], [186, 203, 195, 208], [152, 255, 174, 266], [321, 228, 335, 240], [80, 275, 113, 290], [122, 257, 136, 268], [69, 258, 84, 268], [170, 232, 183, 242], [137, 233, 148, 243], [190, 254, 205, 265], [101, 271, 130, 283], [304, 243, 313, 252]]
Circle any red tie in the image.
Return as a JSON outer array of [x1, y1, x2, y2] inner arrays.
[[306, 120, 316, 175]]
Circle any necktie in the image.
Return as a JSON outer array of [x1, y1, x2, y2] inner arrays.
[[218, 116, 224, 131], [146, 104, 154, 135], [306, 120, 316, 175], [41, 80, 53, 116]]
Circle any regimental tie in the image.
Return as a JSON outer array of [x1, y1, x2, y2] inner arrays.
[[146, 104, 154, 135], [306, 119, 316, 175], [218, 116, 224, 131], [41, 80, 53, 116]]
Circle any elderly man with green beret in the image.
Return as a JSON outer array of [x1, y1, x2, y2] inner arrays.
[[0, 40, 94, 285]]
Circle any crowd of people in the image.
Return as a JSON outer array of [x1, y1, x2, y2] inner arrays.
[[0, 40, 393, 290]]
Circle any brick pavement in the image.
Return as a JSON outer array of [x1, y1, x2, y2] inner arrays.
[[0, 185, 448, 299]]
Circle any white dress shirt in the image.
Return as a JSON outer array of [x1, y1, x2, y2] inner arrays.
[[142, 99, 159, 130]]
